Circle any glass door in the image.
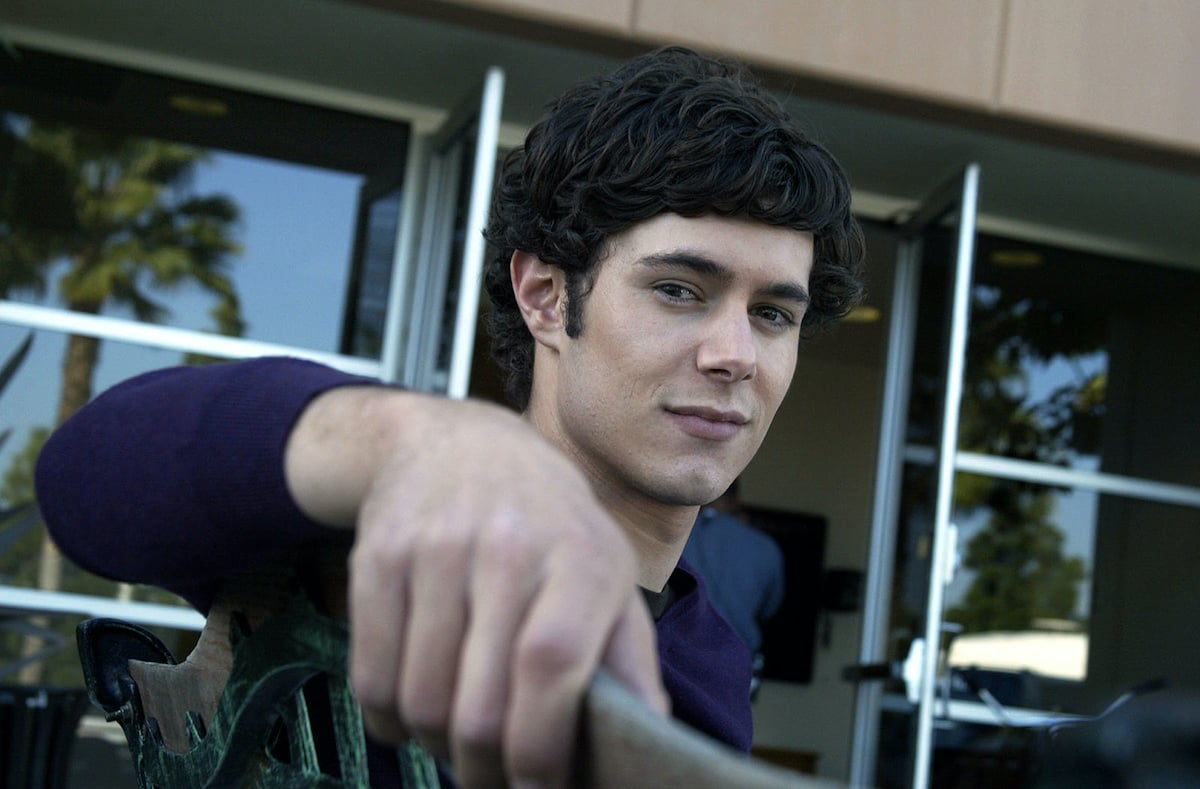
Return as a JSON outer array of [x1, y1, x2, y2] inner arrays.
[[340, 155, 410, 361], [393, 67, 505, 395], [849, 165, 981, 789], [852, 152, 1200, 787]]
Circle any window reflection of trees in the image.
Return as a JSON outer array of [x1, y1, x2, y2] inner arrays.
[[947, 270, 1107, 638]]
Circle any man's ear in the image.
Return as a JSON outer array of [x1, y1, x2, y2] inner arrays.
[[511, 250, 567, 347]]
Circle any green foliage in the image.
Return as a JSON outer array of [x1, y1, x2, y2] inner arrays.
[[944, 279, 1103, 635], [957, 285, 1107, 465], [946, 477, 1087, 632], [0, 425, 47, 507]]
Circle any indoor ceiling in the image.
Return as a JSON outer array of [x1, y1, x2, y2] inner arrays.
[[4, 0, 1199, 270]]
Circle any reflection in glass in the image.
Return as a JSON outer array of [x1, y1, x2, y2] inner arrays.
[[945, 474, 1092, 685], [0, 112, 361, 686], [878, 224, 1200, 785], [342, 187, 402, 358], [1, 111, 365, 353], [943, 482, 1200, 717], [907, 231, 1200, 489], [0, 46, 412, 687], [969, 236, 1199, 487], [0, 112, 248, 419]]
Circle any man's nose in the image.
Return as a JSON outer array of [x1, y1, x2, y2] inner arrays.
[[697, 309, 757, 382]]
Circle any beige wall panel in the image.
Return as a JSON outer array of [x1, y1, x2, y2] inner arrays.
[[435, 0, 635, 34], [631, 0, 1004, 107], [1001, 0, 1200, 149]]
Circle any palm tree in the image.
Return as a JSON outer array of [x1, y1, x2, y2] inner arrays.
[[3, 120, 244, 414], [1, 116, 244, 682]]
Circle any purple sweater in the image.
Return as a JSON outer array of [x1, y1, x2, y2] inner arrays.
[[35, 357, 753, 761]]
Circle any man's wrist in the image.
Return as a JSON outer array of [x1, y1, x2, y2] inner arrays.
[[284, 385, 411, 527]]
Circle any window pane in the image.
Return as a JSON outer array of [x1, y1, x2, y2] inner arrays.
[[1, 49, 411, 360], [1087, 493, 1200, 707], [909, 230, 1200, 488], [945, 473, 1094, 688], [342, 186, 403, 358], [970, 237, 1200, 488], [945, 473, 1200, 716], [1, 112, 369, 354]]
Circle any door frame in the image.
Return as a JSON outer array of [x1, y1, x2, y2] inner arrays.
[[849, 165, 981, 789], [390, 67, 505, 396]]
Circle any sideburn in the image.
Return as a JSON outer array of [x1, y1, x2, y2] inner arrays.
[[563, 269, 592, 338]]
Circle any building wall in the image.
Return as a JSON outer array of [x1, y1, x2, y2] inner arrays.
[[425, 0, 1200, 155]]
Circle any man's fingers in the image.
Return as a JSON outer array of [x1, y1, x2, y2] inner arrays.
[[348, 543, 410, 742], [451, 519, 542, 788], [398, 532, 472, 759], [341, 404, 659, 787], [502, 565, 633, 788]]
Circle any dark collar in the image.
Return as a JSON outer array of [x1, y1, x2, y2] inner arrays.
[[640, 565, 697, 620]]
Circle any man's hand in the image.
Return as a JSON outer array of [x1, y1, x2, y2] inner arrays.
[[286, 387, 669, 788]]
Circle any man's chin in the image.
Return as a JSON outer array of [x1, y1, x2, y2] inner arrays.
[[649, 472, 737, 508]]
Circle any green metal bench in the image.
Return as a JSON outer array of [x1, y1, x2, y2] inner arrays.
[[76, 568, 832, 788]]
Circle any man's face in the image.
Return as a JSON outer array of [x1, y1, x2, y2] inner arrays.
[[530, 213, 814, 513]]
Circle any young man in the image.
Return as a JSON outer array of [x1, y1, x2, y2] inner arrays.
[[36, 46, 863, 787]]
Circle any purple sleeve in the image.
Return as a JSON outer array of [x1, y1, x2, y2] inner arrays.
[[35, 356, 380, 611]]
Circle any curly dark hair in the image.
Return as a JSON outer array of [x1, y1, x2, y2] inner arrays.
[[483, 46, 865, 409]]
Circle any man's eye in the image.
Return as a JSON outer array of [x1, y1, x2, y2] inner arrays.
[[754, 305, 795, 326], [656, 283, 697, 301]]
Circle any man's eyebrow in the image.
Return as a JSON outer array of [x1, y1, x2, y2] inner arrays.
[[638, 252, 810, 305], [762, 281, 810, 306]]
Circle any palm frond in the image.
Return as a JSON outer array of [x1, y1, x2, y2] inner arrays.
[[0, 502, 39, 556], [0, 331, 33, 398]]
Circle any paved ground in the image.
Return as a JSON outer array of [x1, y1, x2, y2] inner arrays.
[[65, 715, 139, 788]]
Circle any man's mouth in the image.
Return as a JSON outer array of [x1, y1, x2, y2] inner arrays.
[[668, 405, 748, 424], [665, 406, 749, 440]]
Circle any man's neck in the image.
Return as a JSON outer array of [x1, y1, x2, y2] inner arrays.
[[595, 486, 699, 592], [522, 398, 698, 591]]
